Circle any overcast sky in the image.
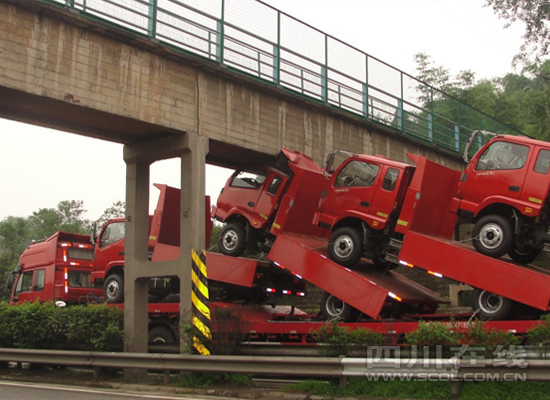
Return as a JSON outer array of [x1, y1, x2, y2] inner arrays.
[[0, 0, 526, 221]]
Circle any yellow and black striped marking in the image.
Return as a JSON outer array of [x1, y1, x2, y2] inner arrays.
[[191, 249, 212, 355]]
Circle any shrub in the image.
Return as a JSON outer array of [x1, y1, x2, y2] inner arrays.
[[310, 322, 385, 357], [0, 301, 123, 351], [526, 314, 550, 355]]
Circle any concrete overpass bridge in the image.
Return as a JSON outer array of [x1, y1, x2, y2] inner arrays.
[[0, 0, 522, 355]]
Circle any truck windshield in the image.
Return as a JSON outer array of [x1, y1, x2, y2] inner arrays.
[[477, 142, 529, 171], [230, 171, 266, 189], [335, 161, 380, 187], [100, 221, 125, 247]]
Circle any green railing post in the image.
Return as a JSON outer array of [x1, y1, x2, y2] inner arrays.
[[273, 11, 281, 85], [397, 99, 403, 132], [321, 35, 328, 103], [363, 54, 369, 119], [428, 88, 434, 142], [65, 0, 75, 7], [216, 0, 225, 63], [147, 0, 157, 38], [362, 83, 369, 119]]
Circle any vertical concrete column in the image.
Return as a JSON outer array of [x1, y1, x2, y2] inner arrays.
[[123, 159, 151, 354], [179, 132, 209, 327]]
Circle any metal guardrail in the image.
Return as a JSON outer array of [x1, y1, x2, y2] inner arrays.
[[1, 348, 550, 396], [28, 0, 524, 157]]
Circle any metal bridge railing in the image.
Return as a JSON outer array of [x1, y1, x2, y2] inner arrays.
[[37, 0, 524, 156], [2, 348, 550, 396]]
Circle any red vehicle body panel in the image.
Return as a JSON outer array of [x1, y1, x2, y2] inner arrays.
[[315, 154, 414, 232], [457, 135, 550, 218], [212, 149, 326, 237], [268, 233, 446, 319], [10, 232, 101, 305]]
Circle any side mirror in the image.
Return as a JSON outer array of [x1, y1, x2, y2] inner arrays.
[[90, 221, 98, 245]]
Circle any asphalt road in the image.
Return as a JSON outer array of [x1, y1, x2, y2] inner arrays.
[[0, 380, 212, 400]]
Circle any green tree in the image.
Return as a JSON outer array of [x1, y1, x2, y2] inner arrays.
[[95, 200, 125, 229], [486, 0, 550, 64]]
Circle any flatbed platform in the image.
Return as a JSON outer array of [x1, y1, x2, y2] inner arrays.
[[268, 233, 448, 319]]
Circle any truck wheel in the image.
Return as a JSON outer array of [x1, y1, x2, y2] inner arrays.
[[472, 288, 513, 320], [328, 227, 363, 267], [472, 215, 513, 258], [320, 292, 360, 322], [219, 222, 247, 257], [508, 246, 541, 264], [148, 326, 177, 344], [104, 273, 124, 303]]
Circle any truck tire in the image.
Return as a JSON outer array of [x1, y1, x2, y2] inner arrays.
[[219, 222, 247, 257], [148, 326, 177, 344], [508, 246, 541, 264], [320, 292, 361, 322], [104, 273, 124, 303], [472, 215, 513, 258], [472, 288, 513, 320], [328, 227, 363, 267]]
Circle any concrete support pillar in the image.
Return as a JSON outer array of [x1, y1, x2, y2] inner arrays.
[[179, 133, 209, 326], [122, 132, 209, 358], [123, 160, 151, 354]]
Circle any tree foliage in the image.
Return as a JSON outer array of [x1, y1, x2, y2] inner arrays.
[[486, 0, 550, 65], [414, 53, 550, 140]]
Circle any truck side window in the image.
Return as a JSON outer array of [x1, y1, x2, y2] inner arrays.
[[33, 269, 45, 291], [100, 221, 125, 247], [382, 168, 399, 191], [266, 175, 283, 195], [335, 161, 380, 187], [15, 271, 33, 294], [231, 171, 266, 189], [534, 149, 550, 174], [476, 142, 529, 171]]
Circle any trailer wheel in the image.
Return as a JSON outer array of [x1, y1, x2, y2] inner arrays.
[[320, 292, 360, 322], [472, 215, 513, 258], [148, 326, 177, 344], [219, 222, 247, 257], [472, 288, 513, 320], [104, 273, 124, 303], [328, 227, 363, 267], [508, 246, 541, 264]]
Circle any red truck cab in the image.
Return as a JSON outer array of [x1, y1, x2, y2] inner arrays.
[[313, 151, 415, 267], [212, 149, 325, 256], [456, 132, 550, 262], [7, 232, 101, 305]]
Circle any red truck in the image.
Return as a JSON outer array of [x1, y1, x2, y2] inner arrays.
[[213, 141, 550, 321], [211, 149, 327, 256], [455, 130, 550, 263], [5, 231, 101, 306]]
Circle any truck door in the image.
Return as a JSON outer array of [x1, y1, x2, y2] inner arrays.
[[11, 269, 45, 303], [94, 220, 126, 276], [369, 167, 403, 223], [521, 147, 550, 207], [325, 160, 380, 224], [253, 172, 287, 222], [218, 169, 266, 218], [461, 140, 530, 207]]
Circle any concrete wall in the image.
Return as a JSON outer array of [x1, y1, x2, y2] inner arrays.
[[0, 0, 464, 171]]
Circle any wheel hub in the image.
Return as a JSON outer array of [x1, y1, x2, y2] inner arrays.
[[479, 291, 503, 314], [479, 223, 504, 249], [223, 230, 238, 251], [106, 281, 119, 300], [334, 235, 354, 259]]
